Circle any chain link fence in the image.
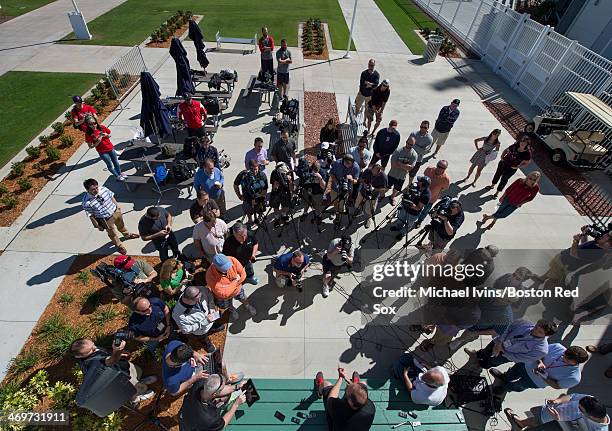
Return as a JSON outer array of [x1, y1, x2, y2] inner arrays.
[[105, 46, 148, 106]]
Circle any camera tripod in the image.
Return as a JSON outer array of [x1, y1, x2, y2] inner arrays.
[[346, 191, 379, 246], [360, 197, 403, 248], [253, 206, 275, 250]]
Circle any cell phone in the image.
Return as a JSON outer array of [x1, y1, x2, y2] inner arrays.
[[209, 310, 221, 321], [296, 412, 307, 419], [291, 417, 301, 424], [274, 411, 285, 422]]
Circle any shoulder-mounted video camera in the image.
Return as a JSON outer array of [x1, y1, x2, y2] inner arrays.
[[90, 262, 152, 299]]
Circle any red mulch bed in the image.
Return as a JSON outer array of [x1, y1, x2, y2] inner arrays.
[[483, 100, 612, 217], [0, 99, 121, 227], [304, 91, 340, 160], [3, 254, 229, 431], [145, 17, 199, 49]]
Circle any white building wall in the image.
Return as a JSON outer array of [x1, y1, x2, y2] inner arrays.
[[565, 0, 612, 50]]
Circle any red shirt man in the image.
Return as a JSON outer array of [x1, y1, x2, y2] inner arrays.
[[71, 95, 98, 131], [178, 93, 207, 137]]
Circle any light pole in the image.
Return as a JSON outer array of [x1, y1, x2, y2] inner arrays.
[[343, 0, 359, 58]]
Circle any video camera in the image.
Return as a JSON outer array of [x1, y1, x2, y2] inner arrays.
[[340, 237, 352, 266], [295, 158, 318, 187], [429, 196, 453, 218], [583, 223, 611, 240], [90, 262, 152, 299], [401, 185, 420, 209]]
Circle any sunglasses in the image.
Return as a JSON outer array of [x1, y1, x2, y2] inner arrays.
[[136, 305, 152, 313]]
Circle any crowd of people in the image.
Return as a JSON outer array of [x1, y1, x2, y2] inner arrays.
[[71, 41, 612, 431]]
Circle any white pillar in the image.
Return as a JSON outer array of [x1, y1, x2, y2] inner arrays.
[[344, 0, 359, 59]]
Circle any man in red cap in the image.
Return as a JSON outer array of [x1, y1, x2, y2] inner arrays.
[[178, 93, 207, 138], [111, 255, 157, 304], [71, 95, 98, 131]]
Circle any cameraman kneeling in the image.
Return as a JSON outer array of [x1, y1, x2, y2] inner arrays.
[[421, 200, 464, 250], [296, 159, 328, 225], [355, 162, 388, 228], [111, 255, 157, 305], [322, 236, 354, 298], [234, 160, 268, 224], [390, 176, 431, 241], [269, 162, 294, 228], [325, 154, 360, 226], [273, 250, 310, 292], [71, 338, 156, 404]]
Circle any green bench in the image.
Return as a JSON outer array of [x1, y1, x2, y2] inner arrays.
[[227, 379, 468, 430]]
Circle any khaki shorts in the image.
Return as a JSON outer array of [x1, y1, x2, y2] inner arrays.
[[365, 104, 383, 124], [432, 129, 450, 146], [543, 253, 568, 283]]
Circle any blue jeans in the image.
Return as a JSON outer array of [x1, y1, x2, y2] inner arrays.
[[244, 261, 255, 279], [100, 150, 122, 177], [416, 202, 433, 224], [392, 353, 421, 381], [145, 339, 159, 354], [393, 207, 422, 235]]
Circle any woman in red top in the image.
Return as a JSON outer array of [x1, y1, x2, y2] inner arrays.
[[84, 115, 125, 181], [481, 171, 541, 230]]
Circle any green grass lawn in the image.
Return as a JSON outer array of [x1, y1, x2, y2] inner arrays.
[[0, 72, 101, 169], [1, 0, 56, 17], [374, 0, 438, 54], [63, 0, 351, 50]]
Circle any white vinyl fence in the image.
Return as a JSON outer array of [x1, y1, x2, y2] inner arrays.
[[412, 0, 612, 112]]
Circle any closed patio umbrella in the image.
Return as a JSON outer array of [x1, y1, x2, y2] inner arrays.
[[188, 19, 210, 70], [169, 37, 196, 97], [139, 71, 172, 140]]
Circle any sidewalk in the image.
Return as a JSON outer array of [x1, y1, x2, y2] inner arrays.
[[337, 0, 412, 54], [0, 0, 126, 76]]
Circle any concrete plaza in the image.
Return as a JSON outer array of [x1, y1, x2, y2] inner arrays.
[[0, 8, 610, 431]]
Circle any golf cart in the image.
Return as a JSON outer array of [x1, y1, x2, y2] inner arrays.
[[533, 92, 610, 168]]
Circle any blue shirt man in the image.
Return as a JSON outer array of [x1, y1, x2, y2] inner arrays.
[[194, 159, 224, 200], [128, 297, 170, 353], [273, 250, 310, 290], [329, 157, 360, 193], [162, 341, 208, 396], [492, 343, 586, 393], [468, 319, 558, 369]]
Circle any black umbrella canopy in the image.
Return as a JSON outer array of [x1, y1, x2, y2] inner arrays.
[[188, 19, 209, 70], [139, 71, 172, 138], [169, 37, 196, 97]]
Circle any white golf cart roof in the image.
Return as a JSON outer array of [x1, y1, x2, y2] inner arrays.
[[565, 92, 612, 128]]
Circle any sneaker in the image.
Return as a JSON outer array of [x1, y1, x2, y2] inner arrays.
[[351, 371, 360, 383], [245, 276, 259, 285], [204, 338, 217, 353], [116, 175, 126, 182], [489, 368, 506, 381], [132, 389, 155, 404], [390, 225, 400, 232], [139, 375, 158, 386], [394, 234, 403, 241], [229, 307, 239, 321], [322, 284, 330, 298], [464, 347, 477, 357], [364, 218, 371, 228], [245, 303, 257, 317], [315, 371, 324, 398], [448, 339, 461, 351]]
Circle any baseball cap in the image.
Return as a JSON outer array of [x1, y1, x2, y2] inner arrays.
[[451, 98, 460, 105], [113, 255, 135, 270], [183, 92, 193, 99], [72, 95, 83, 103], [382, 79, 390, 86], [417, 175, 431, 187], [276, 162, 290, 174], [212, 254, 232, 272]]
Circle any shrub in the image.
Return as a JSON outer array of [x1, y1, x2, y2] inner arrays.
[[119, 74, 130, 88], [1, 193, 18, 209], [32, 162, 43, 172], [0, 370, 49, 413], [47, 381, 76, 409], [77, 270, 90, 285], [101, 77, 111, 89], [108, 69, 119, 81], [10, 161, 25, 177], [51, 121, 65, 135], [84, 95, 96, 105], [59, 135, 74, 148], [38, 135, 51, 146], [97, 94, 109, 107], [440, 38, 457, 56], [91, 87, 102, 99], [64, 111, 72, 121], [37, 314, 67, 340], [45, 146, 61, 161], [0, 184, 7, 195], [17, 177, 32, 191], [58, 293, 74, 306], [92, 103, 102, 114], [26, 146, 41, 159], [46, 325, 86, 359], [9, 349, 41, 374], [91, 305, 118, 326]]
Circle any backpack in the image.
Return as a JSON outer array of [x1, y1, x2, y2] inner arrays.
[[161, 144, 177, 157], [208, 73, 222, 91], [202, 98, 220, 116], [172, 160, 194, 182], [183, 137, 199, 159], [154, 165, 168, 184], [220, 69, 237, 81]]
